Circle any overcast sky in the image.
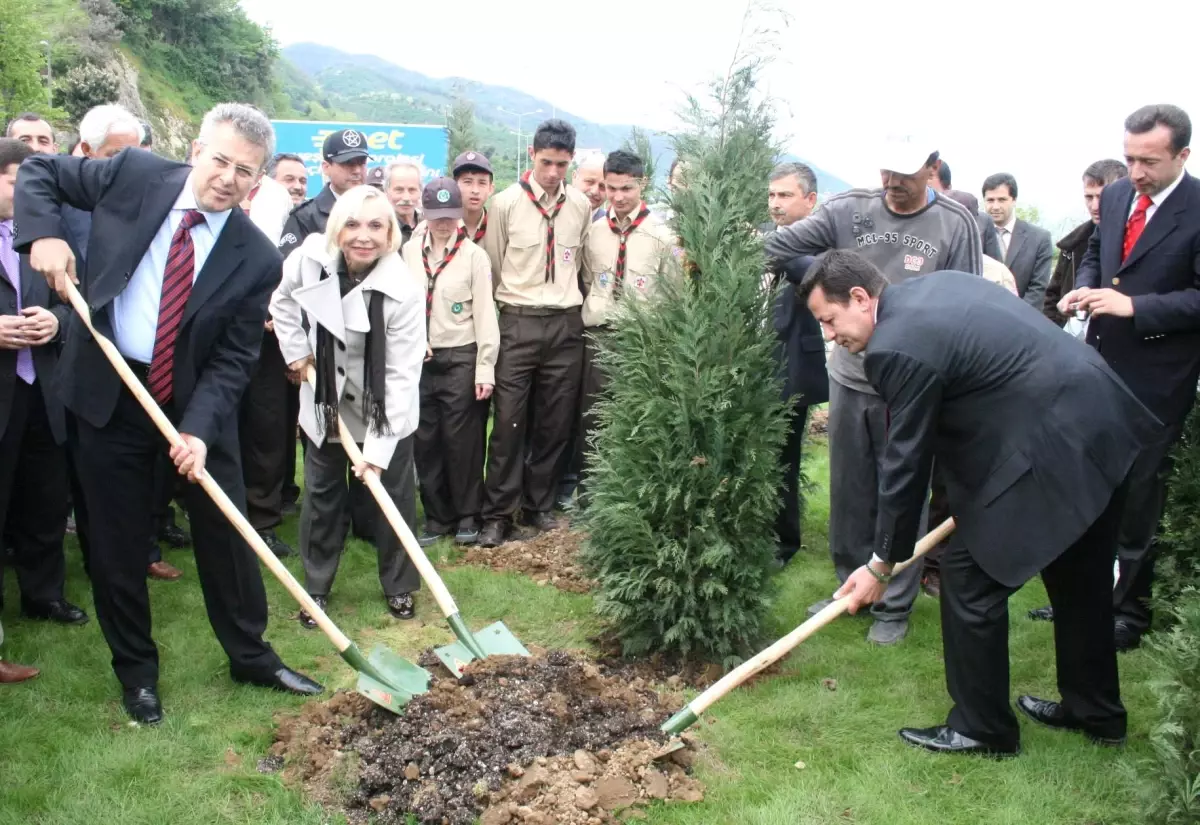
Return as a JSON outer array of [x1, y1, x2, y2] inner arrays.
[[241, 0, 1199, 231]]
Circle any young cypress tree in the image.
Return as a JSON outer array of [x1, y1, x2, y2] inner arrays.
[[1153, 396, 1200, 616], [445, 90, 479, 169], [579, 40, 789, 664]]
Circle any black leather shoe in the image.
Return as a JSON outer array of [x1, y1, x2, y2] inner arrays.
[[158, 523, 191, 549], [231, 665, 324, 696], [898, 725, 1019, 758], [297, 595, 328, 630], [1028, 605, 1055, 622], [1016, 695, 1125, 746], [528, 511, 559, 532], [258, 530, 293, 558], [123, 686, 164, 725], [1114, 619, 1142, 651], [479, 521, 508, 548], [22, 598, 89, 625], [387, 593, 415, 620]]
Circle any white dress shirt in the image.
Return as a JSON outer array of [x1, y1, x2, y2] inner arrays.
[[1128, 172, 1184, 225], [113, 175, 231, 363]]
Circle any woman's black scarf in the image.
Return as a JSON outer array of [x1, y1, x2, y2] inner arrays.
[[313, 254, 392, 440]]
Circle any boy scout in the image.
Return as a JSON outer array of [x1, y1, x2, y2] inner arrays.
[[402, 179, 499, 546], [479, 119, 592, 547]]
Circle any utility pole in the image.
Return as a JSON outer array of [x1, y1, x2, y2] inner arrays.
[[498, 107, 542, 178]]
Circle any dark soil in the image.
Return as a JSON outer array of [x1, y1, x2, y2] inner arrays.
[[271, 649, 705, 825], [807, 407, 829, 437], [461, 526, 594, 594]]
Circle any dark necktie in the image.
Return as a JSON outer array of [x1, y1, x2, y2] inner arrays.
[[607, 205, 651, 298], [470, 210, 488, 244], [147, 209, 205, 404], [1122, 194, 1153, 262], [518, 171, 566, 282]]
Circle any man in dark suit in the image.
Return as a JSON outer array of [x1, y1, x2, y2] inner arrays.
[[982, 173, 1053, 309], [803, 251, 1158, 756], [1058, 103, 1200, 650], [16, 103, 323, 724], [0, 138, 89, 635]]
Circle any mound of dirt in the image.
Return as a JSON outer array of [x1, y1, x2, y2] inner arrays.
[[270, 650, 704, 825], [462, 527, 594, 594], [807, 407, 829, 437]]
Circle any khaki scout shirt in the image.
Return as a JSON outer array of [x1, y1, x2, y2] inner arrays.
[[581, 203, 682, 328], [401, 232, 500, 386], [490, 177, 592, 309]]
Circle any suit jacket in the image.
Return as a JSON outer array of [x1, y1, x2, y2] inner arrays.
[[761, 222, 828, 408], [1003, 218, 1053, 309], [0, 254, 69, 444], [13, 148, 283, 456], [865, 272, 1159, 587], [1076, 173, 1200, 425]]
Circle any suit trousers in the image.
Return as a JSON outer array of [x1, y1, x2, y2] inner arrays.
[[283, 383, 301, 505], [575, 326, 610, 505], [75, 387, 281, 689], [483, 308, 584, 522], [827, 379, 924, 621], [299, 433, 420, 597], [239, 330, 290, 532], [775, 400, 809, 562], [415, 344, 487, 534], [940, 484, 1128, 747], [924, 463, 953, 575], [1112, 417, 1185, 632], [0, 381, 69, 604], [65, 414, 93, 574]]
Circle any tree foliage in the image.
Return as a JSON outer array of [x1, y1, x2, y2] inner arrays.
[[57, 63, 122, 122], [446, 92, 479, 170], [621, 126, 659, 199], [579, 13, 788, 665], [0, 0, 53, 125], [1153, 397, 1200, 615]]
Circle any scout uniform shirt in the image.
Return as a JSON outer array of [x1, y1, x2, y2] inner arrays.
[[490, 176, 592, 309], [401, 232, 500, 386], [581, 202, 681, 328]]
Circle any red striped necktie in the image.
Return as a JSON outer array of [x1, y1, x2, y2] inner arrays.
[[423, 230, 467, 325], [607, 205, 651, 297], [147, 209, 206, 404], [1122, 194, 1153, 262], [518, 171, 566, 282]]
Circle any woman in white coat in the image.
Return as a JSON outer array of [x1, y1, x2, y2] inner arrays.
[[270, 185, 425, 625]]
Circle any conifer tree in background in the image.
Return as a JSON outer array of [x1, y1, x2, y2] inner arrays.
[[446, 91, 478, 169], [621, 126, 659, 199], [580, 9, 790, 664]]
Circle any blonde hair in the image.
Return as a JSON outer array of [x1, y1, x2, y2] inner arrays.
[[324, 185, 403, 258]]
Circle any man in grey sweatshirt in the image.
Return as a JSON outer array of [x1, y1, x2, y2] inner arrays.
[[766, 137, 983, 645]]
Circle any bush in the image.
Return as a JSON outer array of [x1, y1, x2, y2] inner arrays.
[[56, 63, 121, 123], [1154, 395, 1200, 616]]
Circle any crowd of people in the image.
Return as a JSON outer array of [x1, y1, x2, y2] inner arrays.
[[0, 95, 1195, 760]]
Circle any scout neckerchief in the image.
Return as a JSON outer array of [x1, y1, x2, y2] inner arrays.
[[422, 232, 466, 327], [607, 203, 651, 298], [518, 171, 567, 282], [467, 208, 488, 244]]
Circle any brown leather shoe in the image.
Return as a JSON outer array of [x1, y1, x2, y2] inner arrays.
[[147, 561, 183, 581], [0, 660, 40, 683]]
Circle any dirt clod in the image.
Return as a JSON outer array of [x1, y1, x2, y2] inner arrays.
[[462, 527, 593, 593]]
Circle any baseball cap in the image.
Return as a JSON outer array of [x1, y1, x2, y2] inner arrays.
[[421, 177, 463, 220], [322, 128, 370, 164], [366, 166, 386, 188], [452, 150, 493, 178], [877, 134, 937, 176]]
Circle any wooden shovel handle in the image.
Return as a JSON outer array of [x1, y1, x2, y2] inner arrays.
[[62, 280, 353, 652], [688, 517, 956, 717], [305, 367, 461, 619]]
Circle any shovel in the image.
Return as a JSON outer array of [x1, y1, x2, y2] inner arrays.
[[660, 517, 956, 736], [62, 281, 431, 714], [305, 368, 529, 679]]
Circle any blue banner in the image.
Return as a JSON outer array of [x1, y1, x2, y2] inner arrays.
[[270, 120, 449, 199]]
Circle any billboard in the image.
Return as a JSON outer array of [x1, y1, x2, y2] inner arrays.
[[270, 120, 449, 199]]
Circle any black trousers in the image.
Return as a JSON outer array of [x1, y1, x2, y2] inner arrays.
[[65, 412, 93, 574], [939, 484, 1128, 748], [924, 463, 953, 575], [75, 387, 281, 689], [774, 400, 809, 562], [239, 330, 290, 532], [283, 383, 301, 505], [575, 327, 609, 504], [0, 381, 69, 604], [483, 308, 584, 522], [1112, 418, 1185, 632], [415, 344, 487, 534]]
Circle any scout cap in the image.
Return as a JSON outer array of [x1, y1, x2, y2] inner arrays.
[[366, 166, 386, 188], [422, 176, 463, 220], [452, 150, 493, 178], [322, 128, 370, 163], [877, 134, 937, 175]]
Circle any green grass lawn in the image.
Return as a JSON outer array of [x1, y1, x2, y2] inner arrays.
[[0, 439, 1152, 825]]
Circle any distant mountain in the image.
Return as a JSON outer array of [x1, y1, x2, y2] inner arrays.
[[281, 43, 852, 194]]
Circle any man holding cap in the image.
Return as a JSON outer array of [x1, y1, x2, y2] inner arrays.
[[765, 135, 983, 647], [452, 151, 498, 270], [401, 179, 499, 546]]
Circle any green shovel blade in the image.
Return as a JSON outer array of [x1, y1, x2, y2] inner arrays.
[[352, 644, 432, 714], [434, 620, 530, 678]]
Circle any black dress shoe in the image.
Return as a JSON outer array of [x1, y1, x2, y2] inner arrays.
[[527, 511, 559, 532], [297, 595, 328, 630], [258, 530, 293, 558], [158, 523, 191, 549], [478, 521, 508, 548], [22, 598, 89, 625], [898, 725, 1019, 758], [231, 665, 324, 696], [1027, 605, 1055, 622], [387, 593, 415, 620], [1114, 619, 1142, 651], [123, 686, 164, 725], [1016, 695, 1125, 746]]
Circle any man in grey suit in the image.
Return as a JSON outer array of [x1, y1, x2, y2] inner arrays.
[[983, 173, 1053, 308]]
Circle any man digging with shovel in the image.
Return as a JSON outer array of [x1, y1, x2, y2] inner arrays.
[[802, 251, 1159, 757]]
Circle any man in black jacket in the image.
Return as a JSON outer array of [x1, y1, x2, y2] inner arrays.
[[804, 252, 1158, 756], [17, 103, 323, 724]]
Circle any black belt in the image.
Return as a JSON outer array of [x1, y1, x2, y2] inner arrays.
[[127, 360, 152, 383], [498, 305, 580, 317]]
